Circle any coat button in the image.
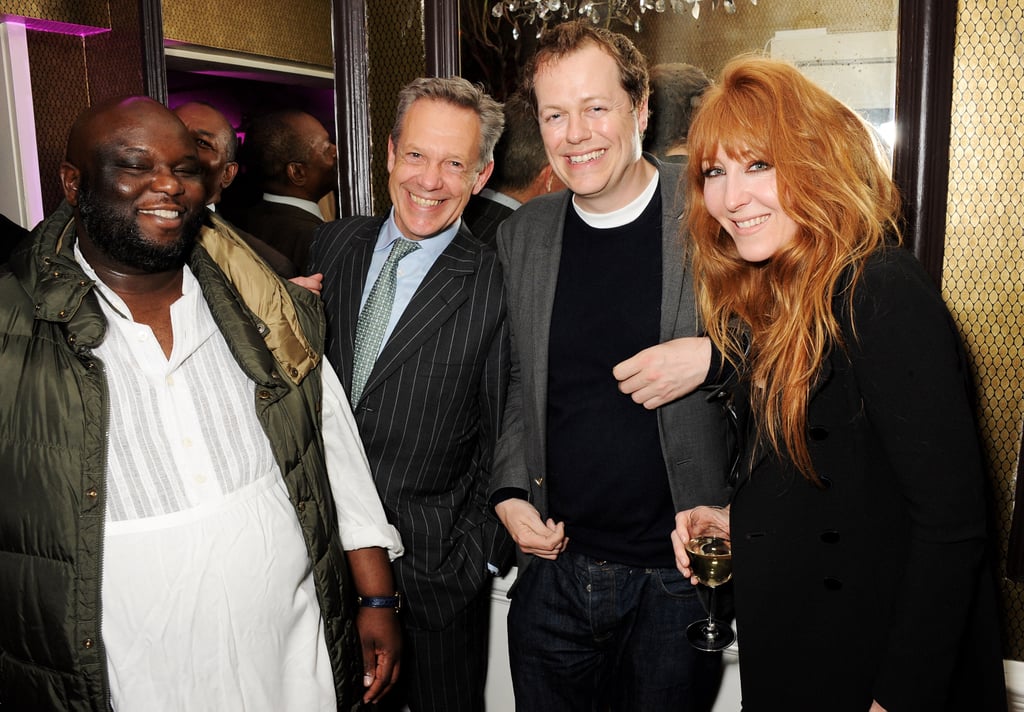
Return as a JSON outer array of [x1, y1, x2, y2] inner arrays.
[[82, 638, 94, 649], [257, 390, 271, 400], [85, 487, 98, 499], [297, 502, 306, 513], [809, 426, 829, 440], [823, 577, 843, 591], [818, 475, 833, 489]]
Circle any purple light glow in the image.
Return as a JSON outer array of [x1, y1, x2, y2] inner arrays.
[[3, 15, 110, 37]]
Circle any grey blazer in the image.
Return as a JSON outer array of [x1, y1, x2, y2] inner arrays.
[[491, 157, 733, 571]]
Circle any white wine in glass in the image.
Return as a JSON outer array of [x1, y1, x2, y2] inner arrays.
[[685, 535, 735, 651]]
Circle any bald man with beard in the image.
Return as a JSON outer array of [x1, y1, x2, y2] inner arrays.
[[0, 96, 404, 712]]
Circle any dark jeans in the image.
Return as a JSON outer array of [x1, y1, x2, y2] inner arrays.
[[507, 551, 722, 712]]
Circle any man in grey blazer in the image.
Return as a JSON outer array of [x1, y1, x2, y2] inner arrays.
[[308, 77, 513, 712], [491, 21, 733, 712]]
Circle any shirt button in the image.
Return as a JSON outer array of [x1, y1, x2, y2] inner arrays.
[[195, 473, 208, 484], [166, 375, 174, 386], [183, 437, 193, 448]]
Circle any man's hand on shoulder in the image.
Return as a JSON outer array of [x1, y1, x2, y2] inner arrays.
[[290, 272, 323, 296]]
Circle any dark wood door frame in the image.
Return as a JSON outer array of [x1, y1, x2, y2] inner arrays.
[[893, 0, 957, 283]]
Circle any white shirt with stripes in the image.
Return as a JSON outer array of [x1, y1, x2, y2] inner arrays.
[[76, 247, 401, 711]]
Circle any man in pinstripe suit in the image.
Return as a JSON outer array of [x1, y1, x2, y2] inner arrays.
[[308, 77, 513, 712]]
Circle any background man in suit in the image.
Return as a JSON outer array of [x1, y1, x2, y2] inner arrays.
[[173, 101, 299, 277], [308, 77, 512, 712], [462, 91, 564, 243], [491, 21, 733, 712], [232, 109, 337, 271]]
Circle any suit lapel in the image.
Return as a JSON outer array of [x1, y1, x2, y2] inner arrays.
[[657, 157, 691, 341], [527, 196, 568, 431], [334, 218, 382, 391], [360, 225, 478, 398]]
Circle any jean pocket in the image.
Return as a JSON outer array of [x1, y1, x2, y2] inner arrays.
[[651, 565, 701, 600]]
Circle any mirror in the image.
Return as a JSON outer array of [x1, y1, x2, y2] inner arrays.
[[330, 1, 953, 282]]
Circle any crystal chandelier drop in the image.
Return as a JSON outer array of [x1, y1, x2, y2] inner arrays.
[[490, 0, 757, 39]]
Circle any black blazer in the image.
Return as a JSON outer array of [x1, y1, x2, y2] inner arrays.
[[730, 247, 1005, 711], [462, 194, 515, 245], [236, 200, 323, 271], [309, 216, 513, 631]]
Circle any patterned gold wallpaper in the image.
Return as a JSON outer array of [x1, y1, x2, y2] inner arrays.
[[14, 0, 145, 213], [161, 0, 332, 68], [0, 0, 108, 28], [947, 0, 1024, 660], [366, 0, 425, 213], [632, 0, 896, 80]]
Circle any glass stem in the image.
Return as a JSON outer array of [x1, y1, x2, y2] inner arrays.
[[706, 587, 716, 636]]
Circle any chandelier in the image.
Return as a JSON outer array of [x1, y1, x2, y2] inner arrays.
[[490, 0, 757, 39]]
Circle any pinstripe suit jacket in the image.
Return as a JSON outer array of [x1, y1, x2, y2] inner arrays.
[[491, 157, 734, 573], [309, 216, 514, 631]]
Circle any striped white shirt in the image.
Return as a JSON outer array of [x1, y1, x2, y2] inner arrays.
[[77, 248, 401, 711]]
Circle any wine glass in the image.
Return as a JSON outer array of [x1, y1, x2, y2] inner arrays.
[[685, 529, 734, 651]]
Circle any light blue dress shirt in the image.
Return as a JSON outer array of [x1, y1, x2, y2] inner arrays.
[[359, 209, 460, 357]]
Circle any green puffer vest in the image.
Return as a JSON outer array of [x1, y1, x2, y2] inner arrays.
[[0, 203, 362, 711]]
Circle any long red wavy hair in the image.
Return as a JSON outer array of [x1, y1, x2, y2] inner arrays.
[[685, 56, 901, 482]]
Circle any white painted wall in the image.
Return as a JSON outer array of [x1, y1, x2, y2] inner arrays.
[[0, 19, 43, 229]]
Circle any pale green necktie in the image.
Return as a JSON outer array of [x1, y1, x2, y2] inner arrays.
[[350, 238, 420, 404]]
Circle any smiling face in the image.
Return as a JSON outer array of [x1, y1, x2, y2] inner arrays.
[[533, 43, 650, 214], [387, 98, 493, 240], [173, 102, 237, 205], [701, 146, 800, 263], [62, 98, 207, 273]]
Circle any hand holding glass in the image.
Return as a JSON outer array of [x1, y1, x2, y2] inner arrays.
[[685, 528, 734, 651]]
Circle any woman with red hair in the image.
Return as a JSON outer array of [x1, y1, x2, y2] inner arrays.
[[673, 56, 1006, 711]]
